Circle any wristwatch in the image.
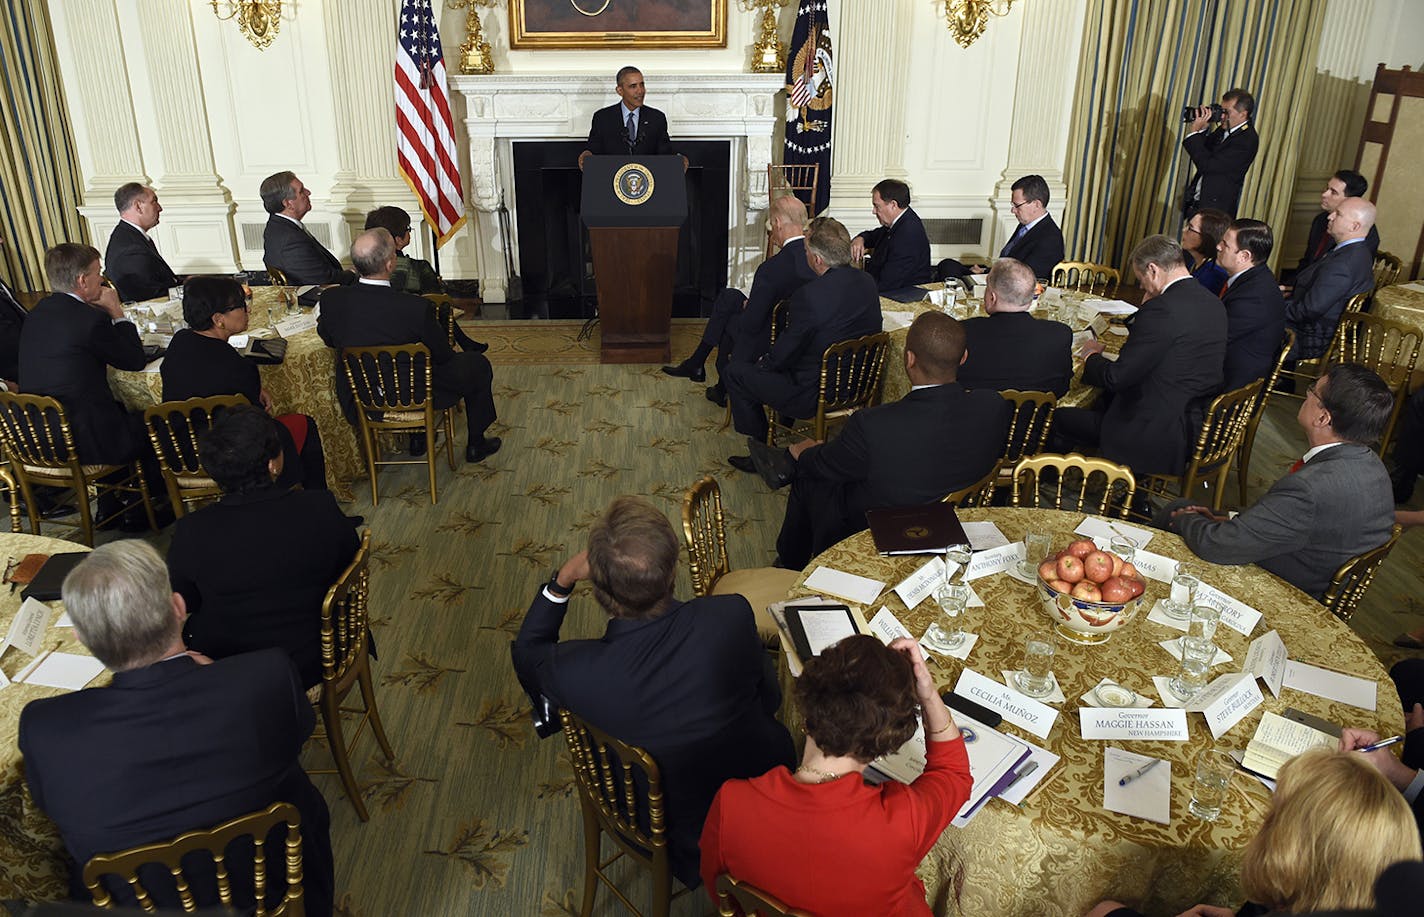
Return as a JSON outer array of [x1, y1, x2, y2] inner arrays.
[[546, 570, 574, 599]]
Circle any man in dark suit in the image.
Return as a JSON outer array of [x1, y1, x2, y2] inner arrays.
[[0, 250, 29, 386], [511, 496, 794, 890], [661, 194, 815, 403], [577, 67, 679, 167], [959, 257, 1073, 396], [940, 175, 1065, 283], [260, 171, 356, 299], [849, 178, 932, 296], [770, 312, 1011, 568], [1052, 234, 1227, 478], [1284, 169, 1381, 286], [1392, 388, 1424, 504], [1159, 363, 1395, 599], [722, 217, 882, 456], [103, 183, 180, 302], [1285, 197, 1377, 360], [18, 540, 333, 915], [1216, 218, 1287, 390], [318, 228, 501, 463], [1182, 88, 1259, 217]]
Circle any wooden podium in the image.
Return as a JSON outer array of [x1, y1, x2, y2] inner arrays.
[[581, 156, 688, 363]]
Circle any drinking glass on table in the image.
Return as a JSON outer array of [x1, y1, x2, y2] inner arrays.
[[1163, 563, 1199, 621], [923, 582, 971, 653], [1109, 535, 1136, 564], [1014, 626, 1056, 698], [282, 286, 300, 316], [1186, 603, 1221, 644], [943, 544, 972, 584], [1169, 635, 1215, 700], [1189, 748, 1235, 821], [1020, 530, 1052, 579]]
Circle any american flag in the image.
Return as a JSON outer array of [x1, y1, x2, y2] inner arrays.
[[788, 24, 819, 108], [395, 0, 465, 247]]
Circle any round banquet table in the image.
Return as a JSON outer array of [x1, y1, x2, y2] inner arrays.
[[1374, 283, 1424, 336], [784, 507, 1401, 917], [0, 533, 97, 901], [105, 287, 362, 502]]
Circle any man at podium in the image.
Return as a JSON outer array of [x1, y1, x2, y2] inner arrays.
[[578, 67, 677, 169]]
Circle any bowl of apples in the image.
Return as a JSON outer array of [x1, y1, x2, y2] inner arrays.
[[1035, 538, 1147, 644]]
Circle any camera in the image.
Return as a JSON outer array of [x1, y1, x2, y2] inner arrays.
[[1182, 103, 1226, 123]]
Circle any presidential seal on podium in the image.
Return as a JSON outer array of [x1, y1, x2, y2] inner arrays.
[[613, 163, 655, 205]]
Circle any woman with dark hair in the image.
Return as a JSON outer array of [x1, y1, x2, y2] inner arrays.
[[700, 635, 972, 915], [160, 275, 327, 491], [1182, 208, 1231, 295], [166, 405, 359, 688]]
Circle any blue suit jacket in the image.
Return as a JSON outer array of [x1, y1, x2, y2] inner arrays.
[[998, 213, 1065, 281], [1221, 264, 1286, 391], [857, 208, 932, 292], [739, 237, 817, 357]]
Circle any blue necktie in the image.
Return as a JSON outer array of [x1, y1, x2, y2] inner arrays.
[[626, 112, 636, 152], [1005, 223, 1028, 254]]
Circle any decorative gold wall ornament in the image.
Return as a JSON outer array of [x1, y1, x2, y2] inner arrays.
[[739, 0, 792, 73], [209, 1, 282, 50], [942, 0, 1016, 49], [449, 0, 499, 74]]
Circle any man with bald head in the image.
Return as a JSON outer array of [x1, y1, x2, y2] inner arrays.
[[957, 258, 1073, 396], [318, 229, 500, 462], [1285, 196, 1378, 360], [663, 195, 816, 404]]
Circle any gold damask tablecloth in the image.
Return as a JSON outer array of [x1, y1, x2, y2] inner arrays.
[[106, 288, 361, 502], [786, 508, 1400, 917], [0, 534, 96, 900], [1374, 283, 1424, 334]]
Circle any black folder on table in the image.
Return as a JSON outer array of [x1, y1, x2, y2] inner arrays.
[[781, 603, 859, 664], [20, 552, 90, 602], [864, 503, 970, 555]]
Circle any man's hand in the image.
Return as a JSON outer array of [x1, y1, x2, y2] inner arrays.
[[93, 286, 125, 321], [184, 649, 215, 665], [1340, 727, 1419, 791], [1187, 106, 1214, 133], [1170, 504, 1226, 524], [556, 550, 590, 590], [850, 236, 866, 262], [578, 150, 592, 171], [1279, 284, 1293, 297], [259, 388, 274, 412], [680, 154, 689, 173], [1395, 509, 1424, 529], [1080, 338, 1106, 358], [969, 264, 989, 275], [787, 439, 821, 461], [1407, 702, 1424, 732]]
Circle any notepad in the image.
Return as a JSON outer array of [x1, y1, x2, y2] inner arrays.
[[1103, 747, 1170, 824], [802, 566, 885, 604], [1241, 710, 1338, 779], [17, 652, 105, 691]]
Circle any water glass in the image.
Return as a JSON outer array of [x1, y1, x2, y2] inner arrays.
[[282, 286, 300, 316], [1020, 531, 1052, 579], [1186, 603, 1221, 644], [1014, 628, 1056, 698], [1169, 636, 1216, 699], [1163, 564, 1199, 620], [1189, 748, 1235, 821], [1109, 535, 1137, 564], [943, 544, 972, 585], [923, 583, 971, 653]]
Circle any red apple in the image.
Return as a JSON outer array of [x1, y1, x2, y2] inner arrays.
[[1100, 577, 1133, 603], [1049, 579, 1073, 594], [1072, 581, 1102, 602], [1083, 550, 1114, 583], [1056, 554, 1085, 583], [1038, 559, 1059, 582], [1121, 562, 1139, 579], [1125, 576, 1146, 598], [1110, 554, 1124, 578], [1066, 538, 1096, 559]]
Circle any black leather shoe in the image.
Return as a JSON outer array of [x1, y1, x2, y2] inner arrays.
[[346, 514, 365, 528], [409, 433, 428, 457], [728, 455, 756, 474], [661, 361, 706, 382], [705, 384, 726, 407], [465, 436, 503, 463]]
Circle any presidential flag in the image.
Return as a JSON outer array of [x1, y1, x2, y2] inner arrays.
[[784, 0, 834, 215], [395, 0, 465, 247]]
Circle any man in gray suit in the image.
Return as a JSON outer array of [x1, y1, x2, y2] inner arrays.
[[1157, 362, 1395, 599]]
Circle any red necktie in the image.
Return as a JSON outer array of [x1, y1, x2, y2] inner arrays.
[[1311, 232, 1330, 260], [1288, 459, 1304, 474]]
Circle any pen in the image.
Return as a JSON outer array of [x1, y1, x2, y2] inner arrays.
[[1002, 760, 1039, 793], [1107, 523, 1138, 545], [1118, 759, 1162, 787], [1357, 735, 1403, 754]]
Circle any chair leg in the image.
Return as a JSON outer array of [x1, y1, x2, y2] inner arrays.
[[133, 462, 158, 532], [356, 657, 394, 761], [426, 420, 438, 505], [651, 855, 672, 917], [1238, 423, 1259, 507], [321, 690, 369, 822], [577, 797, 600, 917], [76, 479, 97, 547], [359, 421, 380, 507], [443, 410, 456, 471]]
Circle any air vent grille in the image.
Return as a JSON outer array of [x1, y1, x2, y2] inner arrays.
[[923, 218, 983, 246]]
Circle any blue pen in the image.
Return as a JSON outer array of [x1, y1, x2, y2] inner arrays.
[[1357, 735, 1403, 754]]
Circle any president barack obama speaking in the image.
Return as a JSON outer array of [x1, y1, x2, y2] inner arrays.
[[578, 66, 677, 169]]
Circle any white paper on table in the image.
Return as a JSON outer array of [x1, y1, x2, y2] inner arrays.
[[3, 598, 51, 657], [1080, 707, 1190, 741], [1073, 516, 1153, 549], [55, 612, 73, 628], [881, 311, 916, 331], [1081, 678, 1155, 708], [1192, 583, 1263, 637], [1103, 747, 1171, 824], [949, 714, 1034, 826], [1084, 299, 1140, 316], [868, 607, 913, 645], [1004, 559, 1039, 586], [799, 607, 860, 656], [295, 284, 318, 298], [894, 557, 945, 609], [227, 334, 250, 349], [920, 632, 979, 661], [1147, 600, 1191, 632], [1186, 672, 1264, 739], [1107, 325, 1130, 336], [802, 566, 885, 605], [141, 357, 164, 373], [1002, 671, 1065, 704], [953, 668, 1058, 739], [1125, 548, 1177, 583], [1283, 660, 1377, 711], [1158, 637, 1232, 665], [1243, 630, 1288, 697], [962, 522, 1010, 551], [997, 741, 1061, 806], [274, 313, 318, 338], [1152, 676, 1190, 709], [0, 665, 9, 688], [18, 652, 105, 690], [963, 542, 1020, 581]]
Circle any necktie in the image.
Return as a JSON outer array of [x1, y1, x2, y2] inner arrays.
[[1288, 459, 1304, 474], [1311, 231, 1331, 261], [1004, 223, 1028, 254], [626, 112, 636, 152]]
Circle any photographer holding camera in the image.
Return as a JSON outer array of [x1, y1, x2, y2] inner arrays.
[[1181, 88, 1258, 218]]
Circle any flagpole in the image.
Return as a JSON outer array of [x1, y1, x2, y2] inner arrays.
[[430, 221, 441, 276]]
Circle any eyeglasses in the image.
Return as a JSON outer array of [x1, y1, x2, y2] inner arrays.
[[1010, 200, 1029, 211]]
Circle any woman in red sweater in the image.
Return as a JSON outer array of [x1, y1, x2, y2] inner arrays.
[[700, 635, 973, 916]]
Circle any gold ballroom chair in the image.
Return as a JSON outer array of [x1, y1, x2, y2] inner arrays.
[[1236, 329, 1295, 506], [144, 395, 246, 518], [942, 461, 1002, 508], [1138, 378, 1263, 515], [1372, 250, 1402, 292], [265, 265, 289, 286], [1323, 524, 1403, 624], [1050, 261, 1121, 296], [421, 292, 460, 349], [766, 332, 891, 445], [1011, 453, 1136, 519], [714, 873, 812, 917], [1328, 311, 1422, 455]]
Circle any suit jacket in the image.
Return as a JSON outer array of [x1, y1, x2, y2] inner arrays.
[[1294, 210, 1380, 276], [737, 237, 817, 358], [104, 221, 179, 303], [959, 311, 1074, 396], [1182, 123, 1259, 216], [19, 650, 333, 915], [1221, 264, 1287, 391], [1285, 240, 1376, 359], [586, 103, 675, 156], [0, 275, 28, 381], [998, 214, 1066, 281], [17, 293, 148, 463], [511, 590, 795, 888], [1166, 443, 1394, 599], [1081, 277, 1227, 476], [856, 208, 932, 293], [764, 265, 882, 387], [262, 215, 356, 290], [160, 328, 262, 405], [167, 484, 360, 688]]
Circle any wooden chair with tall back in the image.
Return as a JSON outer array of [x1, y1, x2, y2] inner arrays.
[[1011, 453, 1137, 519], [681, 476, 799, 651], [766, 331, 891, 445], [339, 344, 456, 505], [560, 708, 692, 917], [1328, 311, 1422, 454], [1139, 379, 1263, 515], [714, 873, 812, 917], [144, 395, 247, 518], [81, 801, 305, 915], [765, 164, 819, 259], [1237, 329, 1296, 506], [1322, 524, 1403, 624], [1050, 261, 1121, 295], [306, 530, 393, 821], [0, 392, 157, 545]]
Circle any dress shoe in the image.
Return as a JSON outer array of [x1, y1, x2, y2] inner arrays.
[[728, 455, 756, 474], [1394, 632, 1424, 650], [409, 433, 428, 457], [705, 384, 726, 407], [661, 361, 706, 383], [465, 436, 503, 463], [465, 340, 490, 354]]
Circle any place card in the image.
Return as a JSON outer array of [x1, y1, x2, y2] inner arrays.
[[1002, 671, 1065, 704], [3, 598, 50, 657], [275, 313, 318, 338], [963, 542, 1020, 581], [867, 607, 913, 645], [1124, 548, 1177, 583], [1185, 672, 1263, 739], [962, 521, 1010, 551], [1191, 583, 1262, 636], [1073, 516, 1153, 549], [1147, 600, 1189, 632], [1103, 748, 1171, 824], [1283, 660, 1377, 711], [921, 632, 979, 661], [1080, 707, 1190, 741], [954, 668, 1058, 739], [894, 557, 945, 609], [1081, 679, 1154, 709], [803, 566, 885, 605], [1243, 630, 1288, 697], [1158, 637, 1232, 666]]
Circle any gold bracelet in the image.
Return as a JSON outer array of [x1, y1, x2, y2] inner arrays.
[[927, 721, 956, 736]]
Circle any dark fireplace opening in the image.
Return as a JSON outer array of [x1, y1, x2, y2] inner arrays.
[[510, 139, 730, 320]]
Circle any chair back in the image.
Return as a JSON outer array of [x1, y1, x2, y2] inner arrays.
[[1182, 378, 1263, 485], [1237, 328, 1296, 506], [1323, 524, 1402, 624], [1373, 250, 1403, 290], [340, 344, 434, 414], [681, 476, 730, 597], [1342, 290, 1372, 315], [1327, 312, 1423, 452], [82, 801, 304, 915], [768, 299, 789, 347], [942, 461, 1000, 508], [766, 165, 819, 216], [714, 873, 812, 917], [320, 529, 372, 689], [144, 396, 247, 515], [265, 266, 289, 286], [560, 709, 667, 870], [422, 292, 458, 348], [0, 392, 80, 475], [1050, 261, 1120, 295], [998, 390, 1057, 467], [816, 332, 890, 429], [1011, 452, 1136, 518]]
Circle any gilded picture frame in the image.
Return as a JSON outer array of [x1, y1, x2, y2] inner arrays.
[[509, 0, 727, 50]]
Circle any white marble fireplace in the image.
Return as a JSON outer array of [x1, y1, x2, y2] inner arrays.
[[447, 72, 785, 304]]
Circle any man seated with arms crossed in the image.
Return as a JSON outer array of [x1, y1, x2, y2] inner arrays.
[[511, 496, 794, 891], [849, 179, 931, 298], [1216, 218, 1286, 391], [768, 312, 1010, 569], [260, 171, 356, 302], [1283, 168, 1380, 287], [661, 194, 815, 402], [958, 257, 1073, 396], [722, 217, 881, 469], [104, 182, 180, 302], [1158, 362, 1395, 600], [1283, 196, 1376, 361], [1052, 234, 1227, 480], [319, 229, 501, 462], [19, 541, 333, 915], [943, 174, 1065, 284]]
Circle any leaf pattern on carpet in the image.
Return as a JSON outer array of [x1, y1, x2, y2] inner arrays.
[[409, 573, 484, 605], [497, 539, 564, 569], [385, 485, 434, 507], [370, 540, 417, 569], [486, 419, 520, 436], [529, 437, 580, 456], [587, 384, 623, 397], [541, 888, 581, 916], [584, 419, 630, 434], [523, 483, 572, 505], [333, 893, 363, 917], [568, 509, 603, 533], [435, 512, 502, 536], [643, 399, 684, 416], [359, 758, 437, 813], [455, 462, 508, 482], [536, 753, 576, 800], [478, 607, 524, 637], [577, 459, 627, 480], [379, 654, 467, 693], [543, 399, 579, 416], [423, 820, 529, 889], [691, 414, 728, 432], [648, 437, 689, 455], [455, 697, 530, 749], [493, 384, 534, 399], [647, 482, 687, 504], [549, 368, 585, 381]]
